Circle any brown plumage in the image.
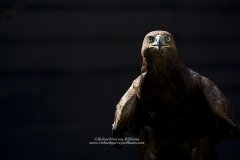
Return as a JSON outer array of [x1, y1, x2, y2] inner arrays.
[[112, 30, 237, 160]]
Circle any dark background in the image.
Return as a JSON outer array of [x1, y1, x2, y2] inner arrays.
[[0, 0, 240, 160]]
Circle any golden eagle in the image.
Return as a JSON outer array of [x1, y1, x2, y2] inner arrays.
[[112, 31, 237, 160]]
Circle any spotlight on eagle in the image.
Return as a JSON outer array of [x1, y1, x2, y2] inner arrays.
[[112, 30, 238, 160]]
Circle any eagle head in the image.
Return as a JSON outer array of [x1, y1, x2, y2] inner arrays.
[[141, 31, 180, 73]]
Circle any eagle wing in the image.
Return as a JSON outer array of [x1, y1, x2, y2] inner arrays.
[[112, 73, 145, 148], [188, 69, 238, 137], [200, 75, 237, 137]]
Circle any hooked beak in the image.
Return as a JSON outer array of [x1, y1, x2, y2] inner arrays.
[[149, 35, 169, 51]]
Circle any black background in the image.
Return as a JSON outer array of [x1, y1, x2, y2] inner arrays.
[[0, 0, 240, 160]]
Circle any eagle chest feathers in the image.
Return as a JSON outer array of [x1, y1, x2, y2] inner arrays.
[[140, 73, 186, 111], [139, 73, 213, 134]]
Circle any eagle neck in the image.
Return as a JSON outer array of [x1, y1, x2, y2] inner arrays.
[[147, 61, 187, 89]]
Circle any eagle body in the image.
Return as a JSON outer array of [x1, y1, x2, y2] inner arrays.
[[140, 69, 210, 134], [112, 31, 237, 160], [139, 69, 218, 160]]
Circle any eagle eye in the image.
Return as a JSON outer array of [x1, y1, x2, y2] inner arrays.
[[165, 36, 171, 42], [148, 36, 154, 43]]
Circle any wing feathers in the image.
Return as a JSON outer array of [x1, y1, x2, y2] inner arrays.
[[201, 76, 236, 127], [112, 74, 142, 136]]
